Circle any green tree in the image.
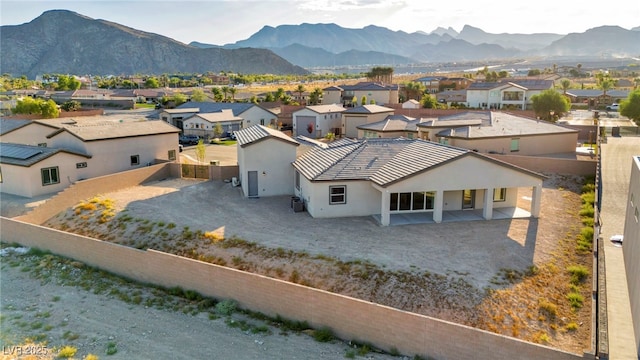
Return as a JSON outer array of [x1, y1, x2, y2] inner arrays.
[[274, 88, 285, 101], [194, 139, 206, 163], [527, 69, 541, 76], [190, 88, 208, 102], [361, 96, 367, 106], [145, 78, 160, 88], [14, 97, 42, 114], [560, 79, 571, 94], [213, 123, 224, 138], [264, 92, 275, 102], [40, 99, 60, 118], [221, 86, 230, 101], [309, 88, 323, 105], [365, 66, 393, 84], [620, 89, 640, 125], [530, 89, 570, 122], [228, 87, 237, 102], [211, 87, 223, 102], [421, 94, 437, 108], [61, 100, 81, 112], [403, 81, 425, 101], [172, 93, 187, 106]]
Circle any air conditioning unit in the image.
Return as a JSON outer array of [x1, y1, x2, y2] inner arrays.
[[231, 177, 240, 187]]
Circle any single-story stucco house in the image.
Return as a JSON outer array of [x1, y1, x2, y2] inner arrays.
[[341, 104, 395, 138], [356, 115, 420, 139], [292, 138, 544, 226], [182, 109, 243, 139]]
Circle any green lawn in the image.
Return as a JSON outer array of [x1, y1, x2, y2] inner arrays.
[[210, 139, 237, 146]]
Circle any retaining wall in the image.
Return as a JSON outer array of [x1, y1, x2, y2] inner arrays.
[[487, 154, 597, 176], [16, 163, 173, 225], [0, 217, 589, 360]]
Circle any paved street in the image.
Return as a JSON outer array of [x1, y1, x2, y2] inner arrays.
[[600, 136, 640, 359]]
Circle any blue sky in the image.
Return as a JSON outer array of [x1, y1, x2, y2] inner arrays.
[[1, 0, 639, 45]]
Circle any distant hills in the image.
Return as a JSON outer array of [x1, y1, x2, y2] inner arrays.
[[0, 10, 308, 77], [2, 10, 639, 77]]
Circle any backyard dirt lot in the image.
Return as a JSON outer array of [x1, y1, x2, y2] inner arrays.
[[1, 172, 592, 355]]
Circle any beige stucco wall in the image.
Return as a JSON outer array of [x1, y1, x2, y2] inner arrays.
[[240, 107, 278, 128], [0, 123, 58, 146], [358, 130, 410, 139], [0, 217, 585, 360], [296, 178, 380, 218], [449, 132, 578, 156], [322, 91, 341, 105], [486, 154, 597, 176], [239, 139, 297, 197], [624, 156, 640, 356], [343, 112, 392, 138], [0, 152, 88, 198], [48, 132, 179, 178], [352, 90, 396, 106]]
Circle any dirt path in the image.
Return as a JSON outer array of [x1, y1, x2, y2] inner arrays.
[[0, 247, 398, 360]]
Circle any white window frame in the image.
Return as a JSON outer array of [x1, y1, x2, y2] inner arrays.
[[329, 185, 346, 205]]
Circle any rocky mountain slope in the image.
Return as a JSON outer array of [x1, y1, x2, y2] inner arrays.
[[0, 10, 308, 77]]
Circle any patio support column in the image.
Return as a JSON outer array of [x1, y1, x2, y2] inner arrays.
[[433, 190, 444, 223], [483, 188, 493, 220], [380, 190, 390, 226], [531, 184, 542, 218]]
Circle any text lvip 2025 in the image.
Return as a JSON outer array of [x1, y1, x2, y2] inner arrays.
[[3, 345, 50, 356]]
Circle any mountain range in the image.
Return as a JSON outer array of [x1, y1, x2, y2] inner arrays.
[[2, 10, 639, 77]]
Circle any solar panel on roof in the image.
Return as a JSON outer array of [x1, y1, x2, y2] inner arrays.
[[1, 146, 43, 160]]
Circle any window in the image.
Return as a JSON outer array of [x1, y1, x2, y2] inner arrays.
[[41, 167, 59, 186], [130, 155, 140, 166], [407, 133, 414, 139], [493, 188, 507, 202], [76, 162, 87, 169], [510, 138, 520, 152], [168, 150, 176, 161], [295, 171, 300, 190], [329, 185, 346, 205], [390, 191, 435, 211], [260, 119, 265, 125], [37, 143, 47, 147]]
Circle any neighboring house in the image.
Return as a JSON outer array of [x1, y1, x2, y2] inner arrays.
[[235, 125, 299, 198], [159, 108, 200, 129], [322, 82, 400, 107], [623, 156, 640, 358], [466, 80, 554, 110], [342, 104, 395, 138], [292, 138, 543, 226], [436, 90, 467, 105], [0, 142, 92, 198], [0, 119, 60, 147], [43, 120, 180, 178], [402, 99, 420, 109], [416, 111, 578, 156], [292, 104, 346, 138], [182, 110, 243, 139], [357, 115, 420, 139], [172, 102, 278, 128], [564, 89, 630, 107], [439, 77, 474, 91], [414, 76, 445, 93]]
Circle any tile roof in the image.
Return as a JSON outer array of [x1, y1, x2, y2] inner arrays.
[[343, 104, 394, 114], [436, 112, 577, 139], [304, 104, 347, 114], [176, 102, 276, 117], [293, 138, 468, 185], [356, 115, 419, 132], [417, 111, 490, 128], [190, 110, 243, 123], [235, 125, 299, 148], [46, 120, 180, 141], [340, 82, 399, 91], [0, 142, 91, 167], [163, 108, 200, 114]]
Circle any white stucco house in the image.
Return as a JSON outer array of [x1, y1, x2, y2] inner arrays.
[[402, 99, 421, 109], [292, 104, 346, 139], [163, 102, 278, 130], [0, 142, 92, 198], [0, 118, 180, 197], [182, 109, 243, 139], [292, 138, 544, 226], [416, 111, 579, 156], [342, 104, 395, 138], [466, 80, 554, 110], [235, 125, 299, 198], [322, 82, 400, 107]]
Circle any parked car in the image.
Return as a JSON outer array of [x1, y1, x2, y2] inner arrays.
[[179, 135, 200, 145], [606, 103, 619, 111]]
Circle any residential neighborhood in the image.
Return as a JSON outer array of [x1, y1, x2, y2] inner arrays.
[[1, 5, 640, 360]]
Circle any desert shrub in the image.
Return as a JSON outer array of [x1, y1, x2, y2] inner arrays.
[[204, 231, 224, 242], [106, 342, 117, 355], [566, 322, 579, 331], [578, 204, 594, 217], [581, 183, 596, 193], [216, 299, 237, 316], [580, 192, 595, 205], [580, 227, 594, 242], [313, 327, 335, 342], [538, 299, 558, 319], [581, 217, 594, 227], [57, 346, 77, 358], [567, 292, 584, 309], [567, 265, 589, 284]]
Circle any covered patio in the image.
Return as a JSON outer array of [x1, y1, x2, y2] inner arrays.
[[372, 207, 531, 226]]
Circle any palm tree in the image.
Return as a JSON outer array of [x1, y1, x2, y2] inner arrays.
[[309, 88, 323, 105], [228, 87, 237, 102], [560, 79, 571, 94], [599, 78, 614, 107], [211, 87, 223, 102], [221, 86, 230, 102], [295, 84, 306, 105], [403, 81, 425, 101], [275, 88, 285, 102]]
